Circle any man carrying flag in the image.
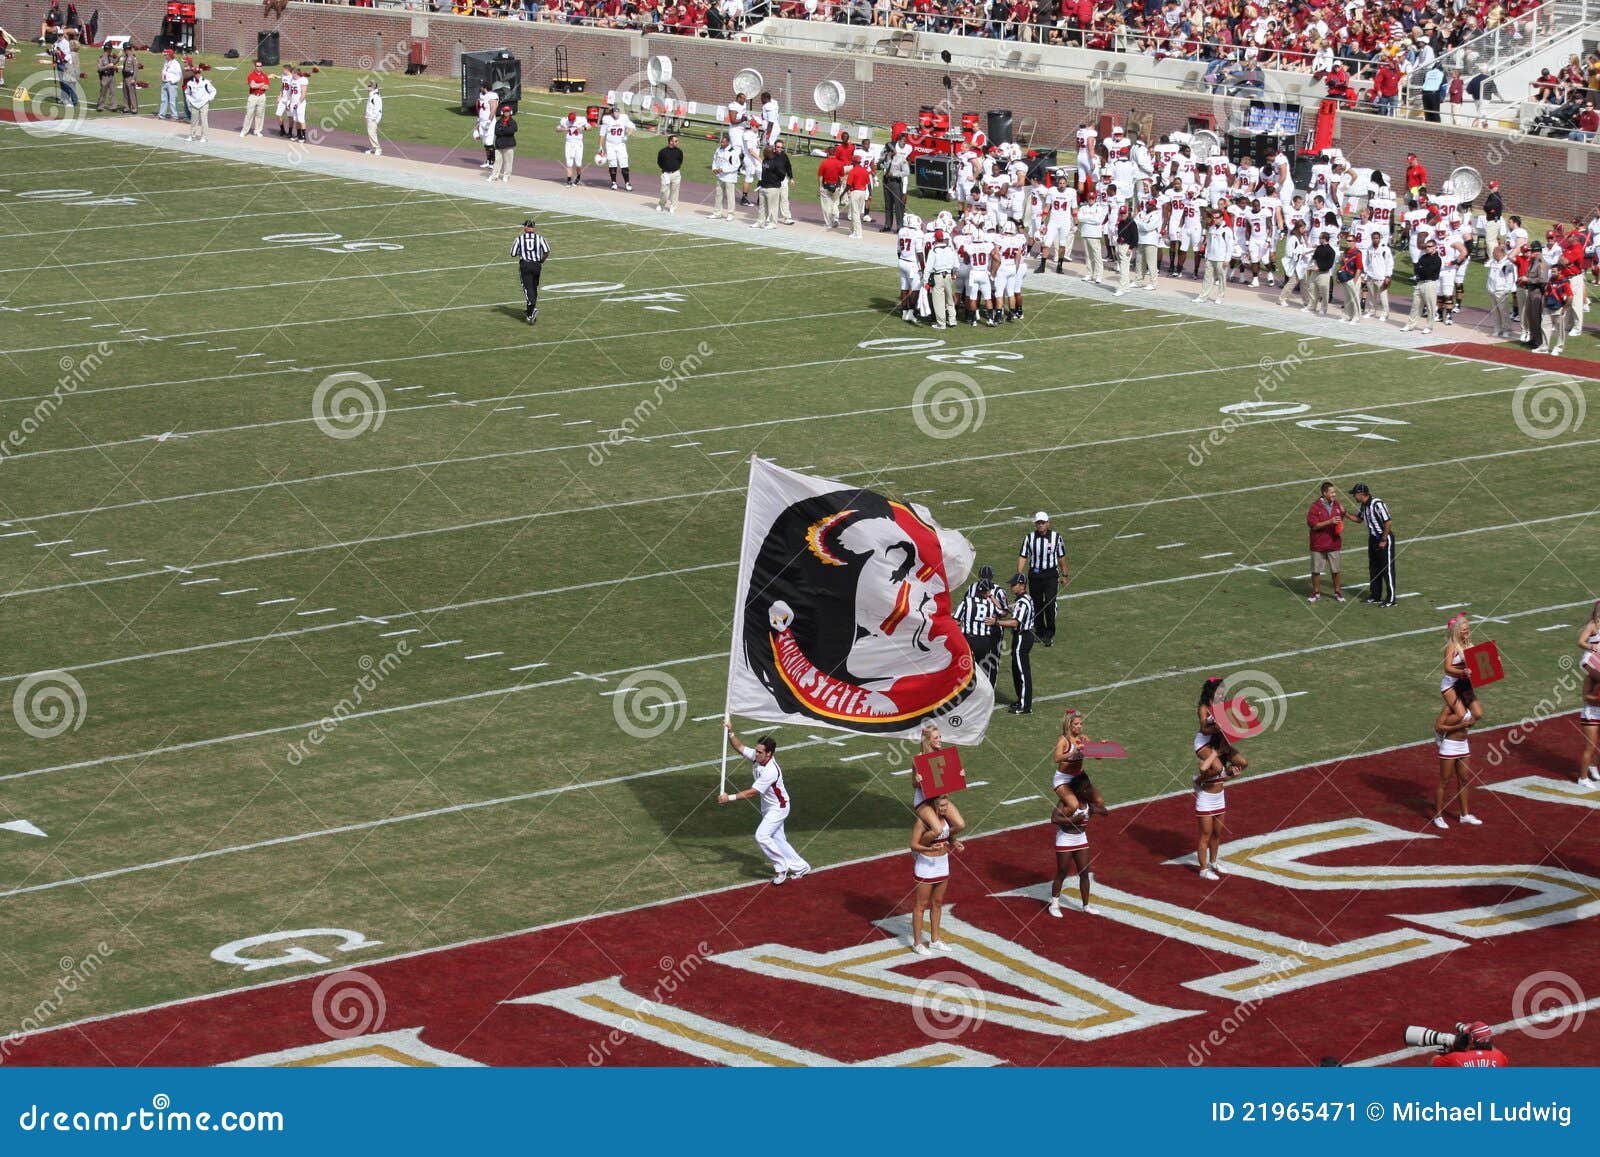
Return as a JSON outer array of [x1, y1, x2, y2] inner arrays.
[[719, 724, 810, 885]]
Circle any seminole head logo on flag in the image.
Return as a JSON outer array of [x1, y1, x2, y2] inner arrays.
[[726, 458, 994, 745]]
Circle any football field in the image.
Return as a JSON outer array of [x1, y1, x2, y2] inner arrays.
[[1, 123, 1598, 1054]]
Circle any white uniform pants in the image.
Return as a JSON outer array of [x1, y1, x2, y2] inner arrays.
[[755, 808, 809, 874]]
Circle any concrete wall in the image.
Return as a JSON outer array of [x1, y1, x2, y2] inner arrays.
[[6, 0, 1593, 220]]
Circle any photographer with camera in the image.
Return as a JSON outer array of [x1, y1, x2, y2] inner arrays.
[[1406, 1021, 1509, 1067]]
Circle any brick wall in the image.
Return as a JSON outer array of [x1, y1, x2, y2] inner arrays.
[[7, 0, 1593, 221]]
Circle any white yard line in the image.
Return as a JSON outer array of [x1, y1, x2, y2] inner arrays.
[[6, 599, 1593, 794]]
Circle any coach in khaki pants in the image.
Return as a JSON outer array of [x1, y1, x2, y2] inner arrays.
[[363, 81, 383, 155], [656, 134, 683, 213], [241, 60, 269, 136]]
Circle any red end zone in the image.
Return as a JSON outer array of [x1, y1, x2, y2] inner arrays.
[[10, 720, 1599, 1067]]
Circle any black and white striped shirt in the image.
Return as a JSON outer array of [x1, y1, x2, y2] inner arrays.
[[1361, 496, 1392, 540], [1009, 593, 1036, 634], [1019, 530, 1066, 573], [509, 231, 550, 264], [955, 583, 1006, 637]]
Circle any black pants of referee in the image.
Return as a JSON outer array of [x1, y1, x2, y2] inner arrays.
[[881, 177, 906, 232], [965, 632, 1000, 687], [1366, 537, 1396, 605], [1010, 631, 1034, 711], [1028, 572, 1059, 645], [519, 261, 543, 319]]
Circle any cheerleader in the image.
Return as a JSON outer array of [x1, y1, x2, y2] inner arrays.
[[1046, 802, 1093, 917], [1051, 709, 1110, 816], [1441, 614, 1484, 725], [910, 796, 962, 955], [1194, 676, 1245, 880], [914, 723, 966, 836], [1577, 602, 1600, 784], [1432, 687, 1482, 828]]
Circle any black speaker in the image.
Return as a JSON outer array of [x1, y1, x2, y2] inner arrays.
[[256, 31, 279, 68], [1025, 148, 1059, 182], [914, 155, 955, 199], [460, 49, 522, 113], [986, 109, 1013, 145]]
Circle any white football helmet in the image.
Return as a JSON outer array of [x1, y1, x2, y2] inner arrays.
[[936, 210, 955, 230], [904, 213, 922, 231]]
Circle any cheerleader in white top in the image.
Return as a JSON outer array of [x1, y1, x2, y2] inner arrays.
[[1432, 685, 1482, 829], [1051, 709, 1109, 816], [1440, 614, 1483, 725], [910, 796, 961, 955], [1577, 602, 1600, 784], [914, 723, 966, 836], [1046, 801, 1093, 918], [1194, 676, 1245, 881]]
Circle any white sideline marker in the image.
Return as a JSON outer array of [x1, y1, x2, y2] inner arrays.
[[104, 558, 144, 566], [218, 588, 258, 596], [379, 629, 419, 638], [34, 540, 71, 547], [420, 639, 463, 649], [1069, 523, 1100, 531], [562, 420, 591, 427], [1259, 690, 1308, 703], [179, 577, 219, 586], [69, 549, 108, 557], [1156, 542, 1186, 550], [1536, 624, 1571, 632], [967, 780, 990, 788], [1000, 797, 1035, 806], [1114, 532, 1144, 540], [257, 597, 296, 606], [295, 607, 338, 616], [839, 752, 879, 762], [1200, 551, 1234, 559], [508, 662, 548, 672], [0, 530, 36, 538], [1435, 602, 1471, 610], [0, 820, 46, 838], [464, 651, 505, 661]]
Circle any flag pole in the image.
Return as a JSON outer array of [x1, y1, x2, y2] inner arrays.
[[721, 455, 762, 798]]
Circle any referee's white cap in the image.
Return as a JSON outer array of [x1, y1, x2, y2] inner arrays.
[[1033, 511, 1049, 522]]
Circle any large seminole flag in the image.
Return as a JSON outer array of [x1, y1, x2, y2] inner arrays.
[[726, 457, 995, 745]]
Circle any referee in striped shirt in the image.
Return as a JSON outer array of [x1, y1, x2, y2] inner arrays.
[[1017, 511, 1069, 646], [509, 219, 550, 325], [956, 565, 1007, 686], [1347, 483, 1396, 606], [998, 572, 1037, 714]]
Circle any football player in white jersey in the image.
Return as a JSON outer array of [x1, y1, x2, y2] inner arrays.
[[1039, 171, 1078, 273], [995, 220, 1028, 322], [759, 90, 780, 146], [965, 223, 998, 326], [1362, 226, 1395, 321], [291, 68, 309, 142], [1244, 197, 1274, 287], [275, 65, 296, 138], [1023, 171, 1049, 254], [896, 212, 927, 323], [1074, 122, 1098, 181], [599, 105, 635, 190], [557, 110, 588, 186], [1168, 185, 1203, 278], [472, 84, 500, 168]]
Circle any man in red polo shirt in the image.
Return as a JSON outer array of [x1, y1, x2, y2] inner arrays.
[[1306, 481, 1345, 603], [1404, 153, 1428, 208], [241, 59, 270, 138], [845, 157, 872, 238], [817, 151, 846, 230]]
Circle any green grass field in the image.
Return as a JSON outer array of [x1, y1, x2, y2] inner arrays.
[[0, 121, 1597, 1034]]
